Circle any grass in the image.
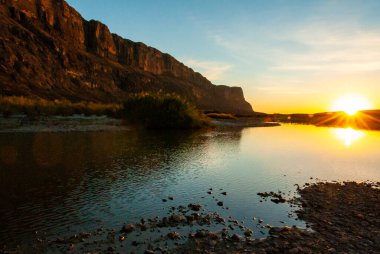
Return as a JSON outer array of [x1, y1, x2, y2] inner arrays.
[[122, 93, 210, 129], [0, 96, 121, 118]]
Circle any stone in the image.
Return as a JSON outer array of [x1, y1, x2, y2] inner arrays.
[[230, 234, 241, 242], [244, 229, 253, 237], [121, 224, 134, 233], [195, 230, 207, 238], [188, 203, 202, 211], [167, 232, 181, 240]]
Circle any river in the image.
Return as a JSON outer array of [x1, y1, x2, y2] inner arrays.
[[0, 124, 379, 251]]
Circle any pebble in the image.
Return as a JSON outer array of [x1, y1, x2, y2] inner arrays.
[[121, 224, 135, 234], [188, 203, 201, 211], [107, 246, 115, 252], [244, 229, 253, 237], [195, 230, 207, 238], [231, 234, 241, 242], [167, 232, 181, 240]]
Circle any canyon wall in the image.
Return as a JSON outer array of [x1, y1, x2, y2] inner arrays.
[[0, 0, 253, 114]]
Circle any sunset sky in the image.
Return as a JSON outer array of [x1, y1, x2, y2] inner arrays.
[[67, 0, 380, 113]]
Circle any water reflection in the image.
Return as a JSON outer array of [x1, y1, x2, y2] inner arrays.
[[0, 129, 243, 246], [1, 125, 380, 251], [332, 127, 365, 146]]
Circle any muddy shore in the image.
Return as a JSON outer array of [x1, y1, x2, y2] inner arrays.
[[1, 182, 379, 253]]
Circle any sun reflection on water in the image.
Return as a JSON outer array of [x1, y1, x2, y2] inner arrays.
[[332, 127, 365, 146]]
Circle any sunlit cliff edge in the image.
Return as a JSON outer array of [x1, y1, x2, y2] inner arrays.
[[0, 0, 253, 114]]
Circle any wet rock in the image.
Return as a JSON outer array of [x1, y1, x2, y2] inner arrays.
[[140, 224, 148, 231], [244, 229, 253, 237], [215, 216, 225, 223], [221, 192, 227, 195], [207, 232, 219, 240], [271, 197, 286, 204], [217, 201, 223, 206], [107, 246, 116, 252], [168, 196, 174, 200], [167, 232, 181, 240], [195, 230, 207, 238], [231, 234, 241, 242], [188, 203, 201, 211], [121, 224, 135, 234], [169, 214, 186, 223]]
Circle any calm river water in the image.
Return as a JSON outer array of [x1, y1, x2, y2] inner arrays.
[[0, 124, 380, 250]]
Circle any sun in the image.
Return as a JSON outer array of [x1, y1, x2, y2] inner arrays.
[[331, 95, 372, 116]]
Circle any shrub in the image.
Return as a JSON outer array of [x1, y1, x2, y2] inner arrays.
[[0, 96, 121, 117], [122, 93, 209, 129]]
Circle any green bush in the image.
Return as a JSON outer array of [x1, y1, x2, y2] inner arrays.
[[122, 93, 209, 129]]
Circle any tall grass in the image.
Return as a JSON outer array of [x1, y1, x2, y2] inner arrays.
[[0, 96, 121, 117], [122, 93, 210, 129]]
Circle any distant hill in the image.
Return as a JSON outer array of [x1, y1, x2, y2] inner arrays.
[[0, 0, 253, 114]]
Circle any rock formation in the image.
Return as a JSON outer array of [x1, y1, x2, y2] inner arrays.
[[0, 0, 253, 114]]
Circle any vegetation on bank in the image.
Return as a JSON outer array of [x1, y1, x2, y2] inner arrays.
[[0, 96, 121, 118], [0, 94, 210, 129], [122, 93, 210, 129]]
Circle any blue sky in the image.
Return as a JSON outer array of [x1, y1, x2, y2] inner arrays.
[[67, 0, 380, 113]]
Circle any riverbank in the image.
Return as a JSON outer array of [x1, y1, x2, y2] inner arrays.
[[175, 181, 380, 253], [2, 181, 378, 253], [0, 114, 279, 133], [0, 114, 128, 132]]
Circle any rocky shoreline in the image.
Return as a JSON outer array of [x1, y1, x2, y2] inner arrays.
[[175, 182, 380, 254], [1, 182, 379, 253]]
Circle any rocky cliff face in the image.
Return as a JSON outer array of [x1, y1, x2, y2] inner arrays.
[[0, 0, 253, 114]]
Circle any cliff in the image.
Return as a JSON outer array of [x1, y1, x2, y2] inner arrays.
[[0, 0, 253, 114]]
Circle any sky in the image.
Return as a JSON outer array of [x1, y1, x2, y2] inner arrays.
[[66, 0, 380, 113]]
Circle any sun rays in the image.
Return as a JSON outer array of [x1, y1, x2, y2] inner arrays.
[[331, 95, 372, 116]]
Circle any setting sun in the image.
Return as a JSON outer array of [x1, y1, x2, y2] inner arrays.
[[331, 95, 372, 116]]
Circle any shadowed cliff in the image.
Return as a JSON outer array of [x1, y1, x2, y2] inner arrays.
[[0, 0, 253, 114]]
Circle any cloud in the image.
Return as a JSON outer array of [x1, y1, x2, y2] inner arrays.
[[271, 24, 380, 73], [183, 59, 232, 81], [207, 6, 380, 75]]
